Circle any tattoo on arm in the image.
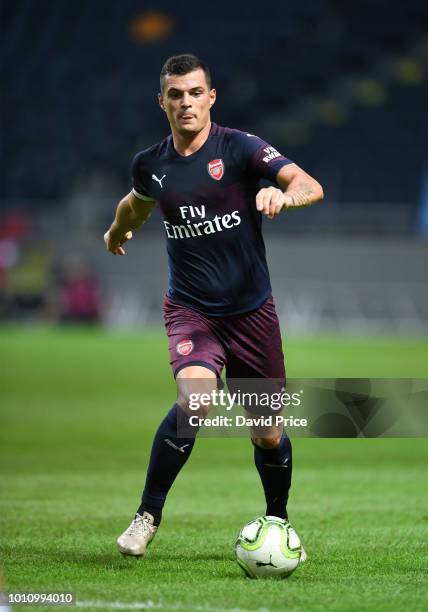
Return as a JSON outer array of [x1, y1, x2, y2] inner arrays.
[[287, 182, 316, 208]]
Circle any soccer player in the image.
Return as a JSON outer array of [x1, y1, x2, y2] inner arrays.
[[104, 54, 323, 559]]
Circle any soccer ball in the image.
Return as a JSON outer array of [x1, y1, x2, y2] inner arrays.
[[235, 516, 302, 579]]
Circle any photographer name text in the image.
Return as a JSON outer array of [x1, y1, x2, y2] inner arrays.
[[189, 415, 308, 428]]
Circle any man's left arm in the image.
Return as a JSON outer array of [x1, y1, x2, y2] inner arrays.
[[256, 164, 324, 219]]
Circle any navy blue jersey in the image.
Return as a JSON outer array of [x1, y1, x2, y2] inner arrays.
[[131, 123, 293, 316]]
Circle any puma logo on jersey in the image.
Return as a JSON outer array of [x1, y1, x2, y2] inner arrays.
[[262, 147, 281, 163], [152, 173, 166, 188]]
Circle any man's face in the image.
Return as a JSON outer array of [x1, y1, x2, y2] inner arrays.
[[159, 68, 216, 135]]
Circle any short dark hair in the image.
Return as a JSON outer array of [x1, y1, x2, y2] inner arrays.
[[160, 54, 211, 91]]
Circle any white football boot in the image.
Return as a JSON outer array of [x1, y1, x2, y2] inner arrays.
[[117, 512, 158, 556], [300, 546, 308, 563]]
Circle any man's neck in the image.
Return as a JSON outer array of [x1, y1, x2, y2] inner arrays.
[[172, 121, 212, 157]]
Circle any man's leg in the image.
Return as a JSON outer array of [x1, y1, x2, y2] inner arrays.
[[137, 366, 217, 525], [117, 296, 225, 557], [223, 296, 292, 520], [251, 424, 292, 520], [117, 365, 217, 556]]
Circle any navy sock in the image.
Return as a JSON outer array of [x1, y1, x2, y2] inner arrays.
[[138, 403, 197, 526], [253, 435, 292, 520]]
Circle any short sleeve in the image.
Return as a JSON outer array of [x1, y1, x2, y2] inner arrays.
[[228, 130, 293, 183], [131, 152, 155, 201]]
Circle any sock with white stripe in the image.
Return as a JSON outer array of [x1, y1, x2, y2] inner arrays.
[[138, 403, 196, 525]]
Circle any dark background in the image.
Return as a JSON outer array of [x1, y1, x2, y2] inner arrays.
[[1, 0, 428, 331]]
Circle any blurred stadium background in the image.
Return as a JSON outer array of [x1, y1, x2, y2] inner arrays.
[[1, 0, 428, 334]]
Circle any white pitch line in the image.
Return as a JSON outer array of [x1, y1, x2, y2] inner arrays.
[[76, 603, 159, 610], [76, 601, 272, 612]]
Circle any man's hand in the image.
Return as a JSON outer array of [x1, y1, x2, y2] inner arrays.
[[256, 187, 293, 219], [104, 192, 156, 256], [104, 230, 133, 256], [256, 165, 324, 219]]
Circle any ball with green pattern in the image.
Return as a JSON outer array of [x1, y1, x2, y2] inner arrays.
[[235, 516, 302, 578]]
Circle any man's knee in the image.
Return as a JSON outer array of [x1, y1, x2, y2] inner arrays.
[[252, 434, 283, 449], [176, 365, 217, 416]]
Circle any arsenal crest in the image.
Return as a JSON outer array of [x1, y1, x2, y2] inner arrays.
[[207, 159, 224, 181], [176, 339, 194, 356]]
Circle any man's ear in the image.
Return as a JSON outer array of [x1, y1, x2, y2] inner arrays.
[[158, 92, 165, 111], [209, 88, 216, 108]]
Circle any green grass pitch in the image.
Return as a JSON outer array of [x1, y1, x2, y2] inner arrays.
[[1, 327, 427, 611]]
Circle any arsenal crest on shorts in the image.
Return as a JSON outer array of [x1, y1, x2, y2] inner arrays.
[[176, 339, 194, 356], [207, 159, 224, 181]]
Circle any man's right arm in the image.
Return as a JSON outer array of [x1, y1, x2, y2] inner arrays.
[[104, 191, 156, 256]]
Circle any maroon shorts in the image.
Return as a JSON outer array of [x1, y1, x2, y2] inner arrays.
[[163, 295, 285, 380]]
